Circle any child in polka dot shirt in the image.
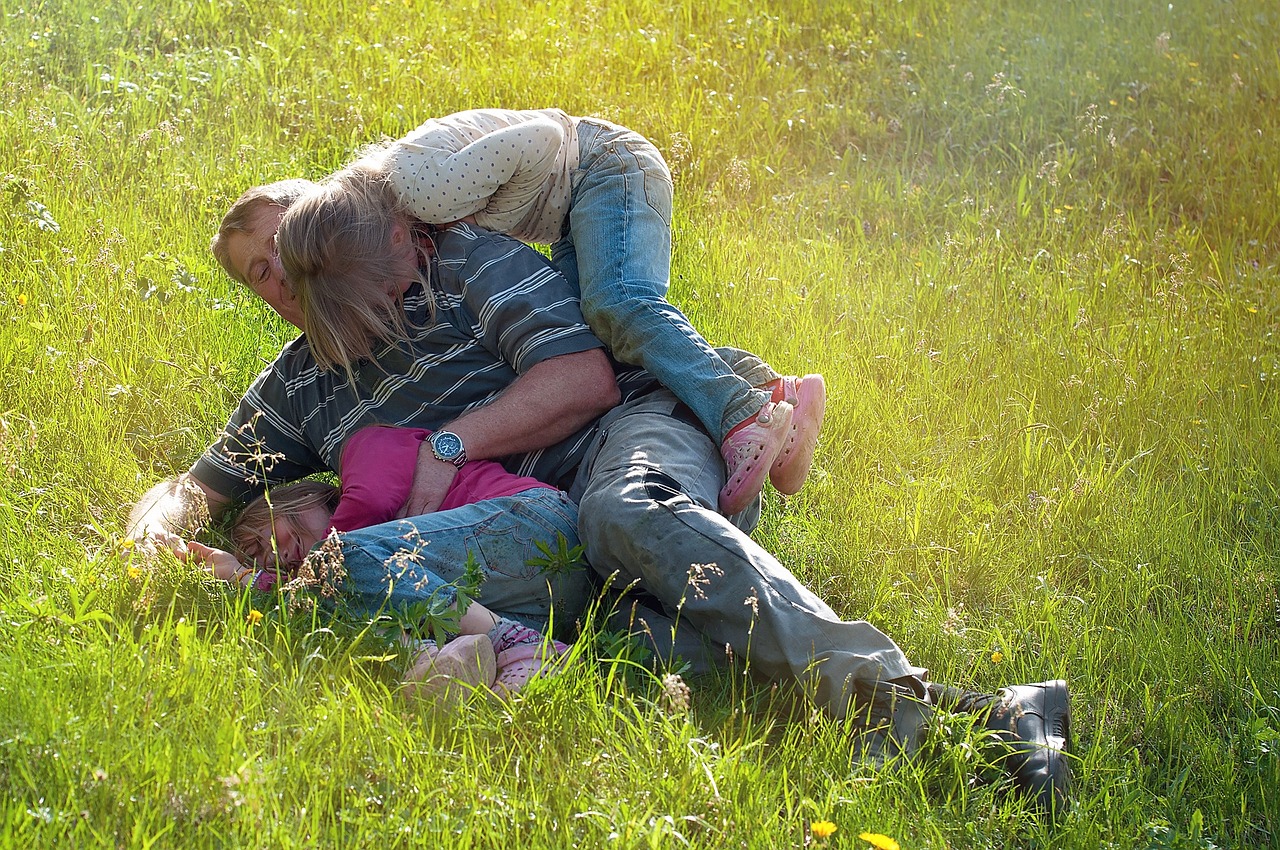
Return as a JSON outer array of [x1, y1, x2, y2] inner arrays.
[[348, 107, 826, 515]]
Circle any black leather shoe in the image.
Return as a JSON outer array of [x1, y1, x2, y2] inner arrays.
[[983, 679, 1071, 812]]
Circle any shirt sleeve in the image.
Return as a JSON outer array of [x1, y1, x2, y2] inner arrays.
[[387, 115, 565, 224], [329, 426, 428, 531], [438, 227, 606, 375], [189, 355, 326, 503]]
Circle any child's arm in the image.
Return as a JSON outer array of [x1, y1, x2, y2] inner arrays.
[[160, 536, 256, 588]]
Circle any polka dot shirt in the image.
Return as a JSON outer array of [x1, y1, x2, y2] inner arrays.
[[385, 108, 579, 244]]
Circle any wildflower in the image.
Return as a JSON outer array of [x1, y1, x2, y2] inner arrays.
[[16, 293, 28, 307], [127, 566, 142, 580], [247, 609, 263, 625], [683, 562, 723, 602], [725, 158, 752, 193], [941, 606, 965, 637], [859, 832, 900, 850], [811, 820, 837, 839], [991, 650, 1005, 664], [660, 672, 691, 716]]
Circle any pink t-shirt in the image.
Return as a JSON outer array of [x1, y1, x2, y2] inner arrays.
[[330, 425, 552, 531]]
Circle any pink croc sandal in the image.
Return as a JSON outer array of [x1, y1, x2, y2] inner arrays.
[[717, 400, 795, 516], [769, 374, 826, 495], [492, 640, 570, 697], [404, 634, 496, 704]]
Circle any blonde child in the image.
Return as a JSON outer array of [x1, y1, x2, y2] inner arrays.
[[173, 424, 587, 696]]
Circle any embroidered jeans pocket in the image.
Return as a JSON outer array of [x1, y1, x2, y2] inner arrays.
[[623, 139, 673, 226]]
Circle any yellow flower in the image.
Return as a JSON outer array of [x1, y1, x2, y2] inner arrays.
[[859, 832, 900, 850], [127, 566, 142, 580], [811, 821, 837, 840], [247, 609, 263, 625], [16, 293, 28, 307], [991, 650, 1005, 664]]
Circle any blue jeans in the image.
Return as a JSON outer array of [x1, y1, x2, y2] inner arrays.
[[570, 383, 929, 738], [334, 488, 590, 637], [549, 118, 770, 443]]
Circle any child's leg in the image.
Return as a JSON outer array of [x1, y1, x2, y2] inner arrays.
[[335, 489, 591, 634], [553, 120, 768, 444], [556, 122, 824, 515], [337, 490, 585, 697]]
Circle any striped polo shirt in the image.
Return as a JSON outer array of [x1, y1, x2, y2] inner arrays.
[[192, 223, 655, 502]]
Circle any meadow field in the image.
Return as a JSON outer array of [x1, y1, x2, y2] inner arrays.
[[1, 0, 1278, 846]]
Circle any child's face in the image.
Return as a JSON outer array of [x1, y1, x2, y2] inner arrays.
[[243, 504, 333, 571]]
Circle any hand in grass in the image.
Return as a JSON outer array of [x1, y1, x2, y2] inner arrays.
[[159, 536, 253, 587]]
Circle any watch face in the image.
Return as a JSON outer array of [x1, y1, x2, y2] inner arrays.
[[433, 431, 464, 459]]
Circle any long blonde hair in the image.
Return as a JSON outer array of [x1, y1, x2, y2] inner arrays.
[[232, 479, 340, 564], [275, 167, 431, 380]]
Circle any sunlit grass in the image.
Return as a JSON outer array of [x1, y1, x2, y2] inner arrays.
[[2, 0, 1278, 846]]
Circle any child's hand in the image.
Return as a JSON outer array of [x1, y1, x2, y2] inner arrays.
[[161, 537, 254, 587]]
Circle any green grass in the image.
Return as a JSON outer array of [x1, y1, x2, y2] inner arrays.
[[2, 0, 1279, 846]]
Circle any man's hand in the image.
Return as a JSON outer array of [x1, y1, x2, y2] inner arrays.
[[397, 445, 459, 518]]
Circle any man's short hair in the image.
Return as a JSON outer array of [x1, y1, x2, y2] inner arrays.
[[210, 179, 316, 284]]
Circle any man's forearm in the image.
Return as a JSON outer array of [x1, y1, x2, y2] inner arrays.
[[443, 349, 620, 460], [398, 349, 619, 517], [126, 473, 231, 539]]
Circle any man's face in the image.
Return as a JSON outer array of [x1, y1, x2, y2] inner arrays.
[[225, 204, 303, 329]]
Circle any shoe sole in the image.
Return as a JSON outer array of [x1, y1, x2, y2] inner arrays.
[[771, 374, 826, 494], [1042, 679, 1070, 750], [1042, 679, 1071, 806]]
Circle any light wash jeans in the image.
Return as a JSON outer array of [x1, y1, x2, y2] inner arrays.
[[570, 379, 930, 739], [549, 118, 770, 443], [334, 488, 590, 638]]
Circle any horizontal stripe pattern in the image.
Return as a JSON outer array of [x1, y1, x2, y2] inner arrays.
[[193, 225, 633, 501]]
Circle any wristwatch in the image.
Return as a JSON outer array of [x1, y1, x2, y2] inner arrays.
[[428, 429, 468, 468]]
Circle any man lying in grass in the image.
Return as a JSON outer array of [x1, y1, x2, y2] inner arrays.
[[130, 169, 1071, 814]]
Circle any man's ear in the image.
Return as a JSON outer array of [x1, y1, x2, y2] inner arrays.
[[389, 218, 409, 249]]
